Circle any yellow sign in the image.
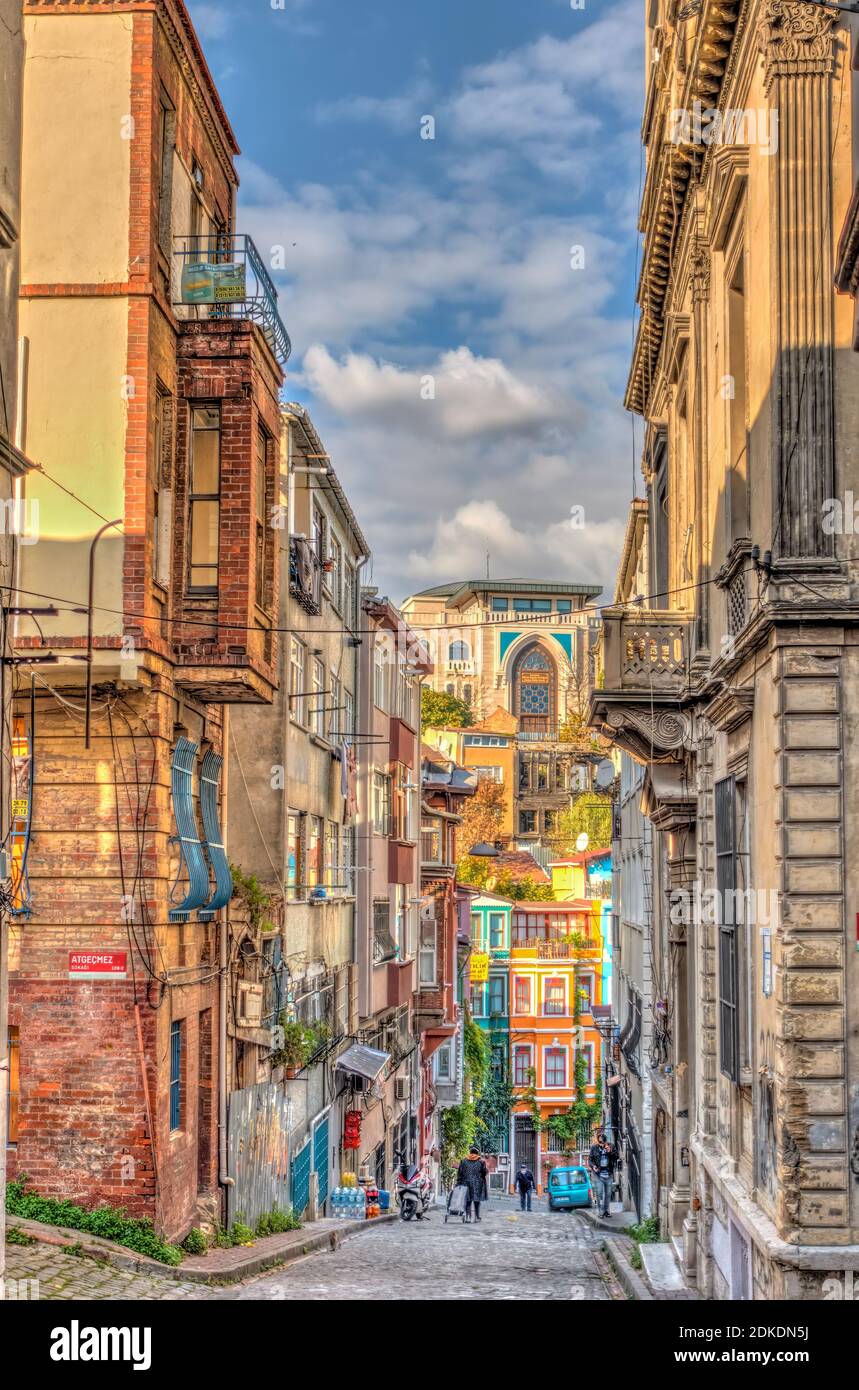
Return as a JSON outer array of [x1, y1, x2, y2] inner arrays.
[[470, 952, 489, 983], [11, 799, 28, 819]]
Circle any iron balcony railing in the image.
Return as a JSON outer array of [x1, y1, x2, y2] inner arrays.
[[289, 537, 322, 614], [173, 233, 292, 366]]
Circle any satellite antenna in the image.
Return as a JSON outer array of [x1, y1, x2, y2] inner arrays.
[[575, 832, 589, 852], [595, 758, 615, 789]]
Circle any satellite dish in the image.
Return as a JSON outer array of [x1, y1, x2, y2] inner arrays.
[[595, 758, 615, 789], [575, 832, 589, 852]]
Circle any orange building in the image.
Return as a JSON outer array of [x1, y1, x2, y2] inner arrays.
[[508, 901, 604, 1193]]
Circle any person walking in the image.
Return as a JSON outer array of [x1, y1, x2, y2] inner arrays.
[[588, 1132, 619, 1218], [514, 1163, 535, 1212], [456, 1145, 489, 1223]]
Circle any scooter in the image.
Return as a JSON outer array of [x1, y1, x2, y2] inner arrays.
[[394, 1151, 434, 1221]]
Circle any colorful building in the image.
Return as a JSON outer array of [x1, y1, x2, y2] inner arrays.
[[508, 901, 604, 1193], [468, 891, 513, 1091]]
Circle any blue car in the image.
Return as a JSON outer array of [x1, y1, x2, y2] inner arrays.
[[547, 1165, 592, 1211]]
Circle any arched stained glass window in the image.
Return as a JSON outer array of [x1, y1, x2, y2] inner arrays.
[[513, 643, 556, 733]]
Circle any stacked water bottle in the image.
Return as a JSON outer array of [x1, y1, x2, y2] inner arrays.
[[332, 1176, 366, 1220]]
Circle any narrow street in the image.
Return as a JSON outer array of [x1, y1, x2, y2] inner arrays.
[[236, 1202, 616, 1302], [4, 1202, 619, 1302]]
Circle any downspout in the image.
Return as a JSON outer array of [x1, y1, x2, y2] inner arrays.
[[218, 705, 235, 1192], [84, 518, 123, 749]]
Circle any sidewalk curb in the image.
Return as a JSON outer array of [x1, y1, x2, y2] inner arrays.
[[602, 1235, 655, 1301], [8, 1211, 398, 1285]]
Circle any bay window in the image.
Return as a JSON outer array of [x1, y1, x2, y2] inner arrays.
[[188, 405, 220, 591]]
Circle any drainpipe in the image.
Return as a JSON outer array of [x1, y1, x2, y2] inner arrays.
[[218, 705, 235, 1194]]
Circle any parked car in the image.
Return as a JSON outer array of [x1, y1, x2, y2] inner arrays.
[[547, 1165, 592, 1211]]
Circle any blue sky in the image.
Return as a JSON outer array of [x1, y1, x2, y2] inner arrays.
[[187, 0, 645, 600]]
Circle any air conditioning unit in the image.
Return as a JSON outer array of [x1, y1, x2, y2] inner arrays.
[[395, 1077, 410, 1102], [236, 982, 264, 1028]]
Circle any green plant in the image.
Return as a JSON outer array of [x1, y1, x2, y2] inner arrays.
[[230, 864, 277, 933], [213, 1225, 234, 1249], [439, 1102, 482, 1189], [5, 1225, 36, 1246], [630, 1244, 643, 1270], [463, 1006, 489, 1100], [266, 1206, 301, 1234], [628, 1215, 661, 1244], [65, 1242, 86, 1258], [520, 1067, 543, 1132], [181, 1227, 208, 1255], [5, 1175, 183, 1265], [229, 1219, 255, 1247], [270, 1016, 315, 1071]]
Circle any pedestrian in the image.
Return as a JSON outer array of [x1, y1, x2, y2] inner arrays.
[[588, 1132, 619, 1218], [456, 1145, 489, 1223], [514, 1162, 535, 1212]]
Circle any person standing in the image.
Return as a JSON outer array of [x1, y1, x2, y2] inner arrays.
[[456, 1146, 489, 1223], [514, 1163, 535, 1212], [588, 1133, 619, 1218]]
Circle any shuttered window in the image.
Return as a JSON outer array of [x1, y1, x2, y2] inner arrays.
[[716, 776, 740, 1082]]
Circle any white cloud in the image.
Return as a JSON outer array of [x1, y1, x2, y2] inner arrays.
[[186, 2, 233, 41], [303, 344, 564, 439]]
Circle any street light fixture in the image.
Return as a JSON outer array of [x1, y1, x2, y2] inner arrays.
[[467, 842, 501, 857]]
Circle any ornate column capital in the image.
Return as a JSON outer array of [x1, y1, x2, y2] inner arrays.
[[759, 0, 837, 93], [690, 243, 711, 305]]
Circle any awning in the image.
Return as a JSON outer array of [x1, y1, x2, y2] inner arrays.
[[335, 1043, 390, 1083]]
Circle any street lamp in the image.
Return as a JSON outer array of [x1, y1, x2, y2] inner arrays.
[[467, 842, 500, 857]]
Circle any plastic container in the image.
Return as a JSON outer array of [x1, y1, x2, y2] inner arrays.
[[378, 1190, 390, 1212]]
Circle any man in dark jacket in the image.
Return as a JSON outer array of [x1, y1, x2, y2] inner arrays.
[[588, 1133, 619, 1218], [515, 1163, 535, 1211], [456, 1146, 489, 1222]]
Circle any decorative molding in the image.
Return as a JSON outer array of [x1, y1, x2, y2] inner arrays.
[[690, 242, 711, 304], [758, 1, 837, 94], [703, 684, 754, 734], [602, 705, 694, 764]]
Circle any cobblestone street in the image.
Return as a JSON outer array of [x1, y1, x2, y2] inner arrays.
[[4, 1200, 619, 1301]]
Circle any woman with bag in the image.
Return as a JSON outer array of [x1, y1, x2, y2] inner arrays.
[[455, 1145, 489, 1223]]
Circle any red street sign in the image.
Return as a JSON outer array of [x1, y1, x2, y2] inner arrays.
[[68, 951, 127, 980]]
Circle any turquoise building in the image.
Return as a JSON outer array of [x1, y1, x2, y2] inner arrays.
[[468, 893, 513, 1158]]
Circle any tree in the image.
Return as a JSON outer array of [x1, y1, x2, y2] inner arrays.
[[558, 671, 609, 755], [458, 780, 506, 863], [552, 790, 612, 853], [421, 687, 473, 732]]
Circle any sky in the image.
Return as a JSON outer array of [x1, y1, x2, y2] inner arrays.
[[187, 0, 645, 603]]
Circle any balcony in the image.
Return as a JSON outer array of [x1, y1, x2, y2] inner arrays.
[[589, 606, 694, 763], [173, 234, 291, 366], [289, 537, 322, 615]]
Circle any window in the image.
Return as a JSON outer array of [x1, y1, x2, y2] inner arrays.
[[470, 983, 488, 1018], [470, 912, 483, 948], [448, 640, 470, 661], [262, 935, 284, 1026], [544, 978, 565, 1016], [395, 662, 415, 723], [393, 883, 407, 954], [576, 975, 593, 1014], [287, 813, 302, 899], [513, 1045, 532, 1086], [489, 913, 505, 950], [255, 429, 268, 608], [188, 405, 220, 591], [394, 763, 415, 841], [328, 674, 341, 740], [342, 825, 355, 895], [325, 821, 338, 890], [312, 506, 327, 564], [343, 688, 355, 736], [488, 975, 505, 1017], [513, 598, 552, 612], [419, 917, 437, 986], [421, 818, 442, 863], [436, 1043, 451, 1080], [372, 772, 392, 836], [373, 640, 388, 711], [716, 775, 740, 1082], [514, 977, 531, 1014], [373, 899, 397, 963], [545, 1047, 566, 1088], [157, 91, 175, 254], [307, 817, 323, 889], [491, 597, 509, 612], [169, 1020, 182, 1131], [555, 761, 567, 791], [310, 658, 325, 736], [544, 809, 557, 834], [290, 639, 305, 723], [329, 534, 342, 609], [519, 810, 537, 834], [576, 1044, 594, 1086], [537, 761, 549, 790], [473, 765, 502, 783], [153, 387, 172, 587], [6, 1025, 19, 1145], [556, 600, 572, 613], [343, 565, 356, 629]]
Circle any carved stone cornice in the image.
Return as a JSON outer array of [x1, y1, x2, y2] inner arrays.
[[599, 704, 694, 766], [758, 1, 837, 94], [702, 684, 754, 733]]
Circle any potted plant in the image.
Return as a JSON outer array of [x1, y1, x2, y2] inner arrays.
[[273, 1018, 313, 1078]]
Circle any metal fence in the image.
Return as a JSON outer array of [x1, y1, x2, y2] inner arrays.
[[226, 1081, 292, 1228]]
